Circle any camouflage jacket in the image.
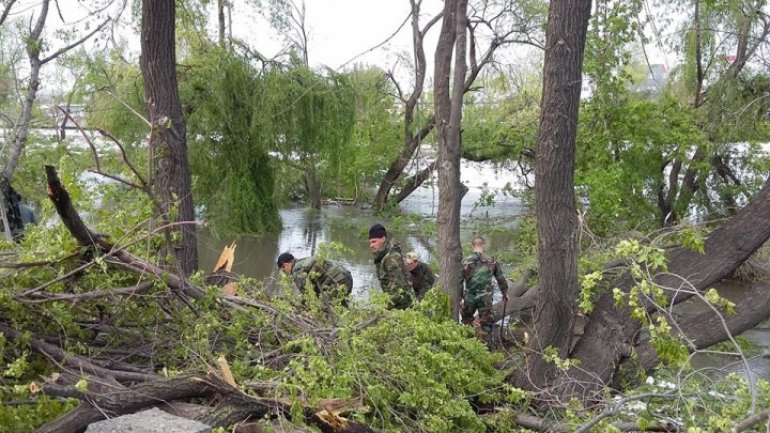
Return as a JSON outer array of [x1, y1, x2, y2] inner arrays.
[[462, 252, 508, 297], [291, 257, 352, 295], [372, 241, 414, 309], [409, 262, 436, 300]]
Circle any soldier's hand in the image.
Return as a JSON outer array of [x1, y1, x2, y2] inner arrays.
[[502, 294, 508, 302]]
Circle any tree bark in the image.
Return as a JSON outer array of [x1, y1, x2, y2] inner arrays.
[[218, 0, 226, 47], [517, 0, 591, 393], [140, 0, 198, 274], [305, 161, 322, 210], [372, 0, 435, 213], [632, 270, 770, 372], [567, 174, 770, 401], [36, 371, 373, 433], [434, 0, 467, 320], [2, 0, 47, 181]]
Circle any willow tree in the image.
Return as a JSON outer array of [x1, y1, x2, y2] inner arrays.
[[262, 66, 356, 209], [345, 66, 402, 205], [183, 48, 281, 235], [654, 0, 770, 225]]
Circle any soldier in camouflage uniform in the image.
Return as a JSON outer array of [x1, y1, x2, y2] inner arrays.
[[368, 223, 414, 309], [405, 251, 436, 300], [461, 235, 508, 335], [277, 252, 353, 306]]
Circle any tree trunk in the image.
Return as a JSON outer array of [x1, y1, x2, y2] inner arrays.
[[218, 0, 226, 47], [630, 270, 770, 373], [140, 0, 198, 274], [305, 162, 322, 210], [434, 0, 466, 320], [566, 174, 770, 401], [394, 161, 436, 204], [372, 0, 508, 213], [372, 0, 432, 213], [2, 0, 47, 182], [373, 150, 416, 212], [518, 0, 591, 392]]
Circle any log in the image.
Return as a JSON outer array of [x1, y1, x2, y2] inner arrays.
[[35, 373, 218, 433], [35, 371, 373, 433]]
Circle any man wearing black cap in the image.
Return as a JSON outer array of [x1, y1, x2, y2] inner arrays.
[[277, 252, 353, 306], [368, 223, 414, 309]]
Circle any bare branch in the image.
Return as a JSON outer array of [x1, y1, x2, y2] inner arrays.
[[96, 127, 150, 192], [56, 106, 102, 172], [0, 0, 17, 27], [41, 17, 111, 64], [18, 281, 154, 303]]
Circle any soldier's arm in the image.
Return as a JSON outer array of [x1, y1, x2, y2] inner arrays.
[[424, 265, 436, 289], [494, 263, 509, 297], [292, 271, 309, 293]]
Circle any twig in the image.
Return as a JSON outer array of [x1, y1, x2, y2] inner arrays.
[[17, 281, 154, 303]]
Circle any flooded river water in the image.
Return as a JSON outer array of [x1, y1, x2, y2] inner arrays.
[[197, 159, 528, 298], [194, 158, 770, 382]]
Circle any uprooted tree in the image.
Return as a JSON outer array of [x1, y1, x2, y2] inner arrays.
[[5, 0, 770, 431]]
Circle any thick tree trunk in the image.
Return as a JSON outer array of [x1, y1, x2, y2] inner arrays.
[[34, 374, 216, 433], [567, 174, 770, 401], [631, 271, 770, 372], [517, 0, 591, 393], [140, 0, 198, 274], [434, 0, 466, 320]]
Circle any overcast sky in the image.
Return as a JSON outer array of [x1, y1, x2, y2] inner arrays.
[[20, 0, 676, 94]]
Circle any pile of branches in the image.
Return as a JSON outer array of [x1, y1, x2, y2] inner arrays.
[[4, 166, 769, 433], [1, 166, 375, 433]]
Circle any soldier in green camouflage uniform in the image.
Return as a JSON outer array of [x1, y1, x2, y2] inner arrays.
[[277, 252, 353, 306], [461, 236, 508, 334], [368, 224, 414, 309], [405, 251, 436, 300]]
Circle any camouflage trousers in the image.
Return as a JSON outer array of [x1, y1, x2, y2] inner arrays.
[[320, 273, 354, 307], [461, 291, 494, 333]]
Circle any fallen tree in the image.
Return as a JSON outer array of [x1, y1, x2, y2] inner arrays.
[[0, 165, 518, 432], [2, 165, 769, 433]]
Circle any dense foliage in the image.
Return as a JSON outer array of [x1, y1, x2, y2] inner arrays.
[[183, 47, 282, 234], [1, 0, 770, 431]]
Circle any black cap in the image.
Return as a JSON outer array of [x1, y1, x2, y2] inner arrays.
[[368, 223, 387, 240], [276, 252, 295, 268]]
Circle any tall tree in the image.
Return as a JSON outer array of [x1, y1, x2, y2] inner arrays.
[[140, 0, 198, 274], [372, 0, 546, 213], [1, 0, 109, 181], [265, 66, 356, 210], [434, 0, 467, 318], [517, 0, 591, 392]]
